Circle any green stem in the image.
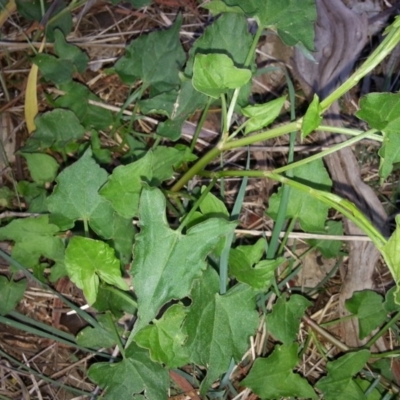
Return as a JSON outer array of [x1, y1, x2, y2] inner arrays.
[[220, 93, 228, 134], [225, 23, 263, 138], [320, 314, 356, 328], [276, 217, 296, 256], [369, 349, 400, 359], [317, 125, 383, 142], [177, 178, 217, 232], [267, 172, 387, 248], [226, 88, 239, 130], [320, 17, 400, 112], [83, 218, 89, 237], [171, 122, 300, 192], [171, 146, 222, 192], [222, 121, 300, 150], [274, 130, 377, 175], [245, 22, 264, 67], [39, 0, 45, 17], [110, 83, 148, 137], [152, 135, 162, 149], [364, 311, 400, 348], [200, 169, 387, 248], [106, 311, 126, 358], [190, 97, 213, 151]]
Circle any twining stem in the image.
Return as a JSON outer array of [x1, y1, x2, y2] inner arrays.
[[175, 124, 379, 193], [172, 18, 400, 193], [273, 130, 378, 174], [200, 169, 387, 248], [171, 121, 300, 192], [317, 125, 383, 142], [171, 147, 222, 192], [320, 16, 400, 112], [223, 121, 301, 150]]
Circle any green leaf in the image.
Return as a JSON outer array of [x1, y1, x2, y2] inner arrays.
[[383, 286, 400, 312], [16, 0, 72, 40], [185, 13, 253, 76], [192, 54, 251, 99], [32, 53, 74, 85], [17, 181, 48, 212], [345, 291, 387, 339], [202, 0, 244, 14], [21, 153, 59, 185], [100, 147, 186, 218], [76, 313, 123, 348], [44, 0, 72, 41], [138, 90, 178, 117], [184, 268, 258, 394], [267, 159, 332, 232], [54, 81, 113, 130], [91, 130, 112, 164], [156, 79, 208, 141], [131, 187, 236, 332], [381, 215, 400, 300], [200, 186, 229, 217], [26, 109, 85, 152], [315, 350, 371, 400], [115, 15, 185, 92], [88, 342, 169, 399], [93, 284, 137, 316], [267, 295, 312, 344], [242, 343, 317, 399], [357, 93, 400, 179], [100, 154, 150, 219], [302, 94, 322, 138], [0, 215, 64, 270], [307, 220, 343, 258], [65, 236, 129, 305], [47, 148, 116, 238], [16, 0, 43, 21], [107, 213, 136, 265], [229, 239, 285, 290], [48, 214, 75, 231], [185, 189, 230, 254], [54, 29, 89, 73], [217, 0, 259, 14], [223, 0, 317, 50], [354, 378, 383, 400], [0, 186, 16, 209], [241, 96, 286, 134], [371, 359, 394, 382], [156, 118, 186, 141], [0, 277, 27, 315], [259, 0, 316, 50], [236, 237, 266, 265], [135, 304, 189, 368], [231, 257, 284, 290]]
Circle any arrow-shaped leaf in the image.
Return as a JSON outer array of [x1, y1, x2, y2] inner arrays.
[[131, 186, 235, 332]]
